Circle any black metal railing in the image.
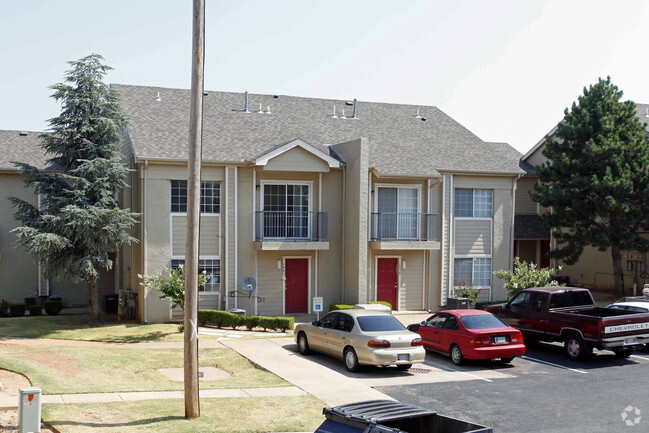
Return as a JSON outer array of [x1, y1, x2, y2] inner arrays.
[[370, 213, 439, 241], [255, 211, 328, 241]]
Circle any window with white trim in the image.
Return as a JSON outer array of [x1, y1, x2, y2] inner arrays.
[[171, 258, 221, 292], [171, 180, 220, 214], [453, 257, 491, 288], [376, 186, 419, 239], [454, 189, 492, 218], [262, 183, 310, 238]]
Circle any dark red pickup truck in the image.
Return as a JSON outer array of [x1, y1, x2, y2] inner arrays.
[[485, 287, 649, 360]]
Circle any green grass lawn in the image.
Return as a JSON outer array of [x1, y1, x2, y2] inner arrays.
[[0, 344, 287, 394], [43, 396, 325, 433], [0, 314, 184, 342]]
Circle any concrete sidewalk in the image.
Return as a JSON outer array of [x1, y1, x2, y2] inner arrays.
[[221, 337, 394, 406], [0, 386, 307, 410]]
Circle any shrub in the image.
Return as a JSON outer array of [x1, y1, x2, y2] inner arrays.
[[329, 303, 353, 311], [453, 281, 481, 303], [44, 300, 63, 316], [242, 316, 260, 330], [139, 266, 209, 310], [29, 305, 43, 316], [198, 310, 294, 332], [9, 303, 26, 317], [494, 257, 563, 298], [273, 317, 294, 332]]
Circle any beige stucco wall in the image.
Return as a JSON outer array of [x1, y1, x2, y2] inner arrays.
[[331, 138, 369, 305]]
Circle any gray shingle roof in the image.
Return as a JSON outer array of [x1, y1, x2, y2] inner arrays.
[[0, 130, 49, 171], [113, 84, 524, 177]]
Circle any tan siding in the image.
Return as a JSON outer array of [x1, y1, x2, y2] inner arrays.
[[399, 252, 424, 310], [256, 253, 285, 316], [199, 293, 221, 310], [454, 219, 492, 255], [515, 176, 538, 215], [172, 215, 220, 256], [264, 147, 330, 172], [526, 146, 548, 167]]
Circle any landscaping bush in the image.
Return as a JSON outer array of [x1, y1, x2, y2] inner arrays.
[[198, 310, 293, 332], [44, 300, 63, 316], [494, 257, 563, 298], [9, 303, 26, 317], [329, 303, 353, 311], [29, 305, 43, 316], [0, 299, 10, 317]]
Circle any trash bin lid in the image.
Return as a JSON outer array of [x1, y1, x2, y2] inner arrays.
[[19, 387, 42, 395], [325, 400, 437, 425]]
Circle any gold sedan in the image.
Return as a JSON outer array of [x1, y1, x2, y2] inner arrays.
[[294, 309, 425, 372]]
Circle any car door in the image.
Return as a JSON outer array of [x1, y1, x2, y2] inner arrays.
[[326, 313, 354, 358], [418, 313, 448, 352], [501, 291, 531, 329], [438, 314, 461, 354], [522, 292, 547, 338], [311, 312, 336, 352]]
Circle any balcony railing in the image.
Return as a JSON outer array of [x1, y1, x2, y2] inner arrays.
[[255, 211, 328, 241], [370, 213, 439, 241]]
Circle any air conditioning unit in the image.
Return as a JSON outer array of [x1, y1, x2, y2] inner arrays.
[[447, 297, 469, 309]]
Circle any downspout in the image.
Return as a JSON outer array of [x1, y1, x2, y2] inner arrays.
[[142, 160, 149, 323], [368, 171, 373, 301], [511, 175, 522, 271], [234, 166, 238, 309], [224, 167, 229, 310], [440, 175, 446, 306], [448, 174, 454, 302]]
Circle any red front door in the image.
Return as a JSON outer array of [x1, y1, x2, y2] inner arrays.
[[285, 258, 308, 313], [377, 258, 398, 310]]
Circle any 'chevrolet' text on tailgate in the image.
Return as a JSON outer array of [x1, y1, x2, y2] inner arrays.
[[605, 322, 649, 333]]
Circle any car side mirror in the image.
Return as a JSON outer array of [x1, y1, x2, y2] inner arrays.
[[502, 304, 509, 310], [312, 321, 320, 326], [420, 320, 426, 326]]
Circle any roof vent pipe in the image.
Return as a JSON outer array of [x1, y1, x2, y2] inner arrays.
[[352, 98, 358, 119], [341, 109, 347, 119], [244, 91, 249, 113], [332, 105, 338, 118], [266, 106, 271, 114], [155, 92, 161, 102], [646, 107, 649, 117], [258, 103, 263, 114], [416, 109, 421, 118]]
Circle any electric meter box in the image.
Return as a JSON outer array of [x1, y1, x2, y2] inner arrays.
[[19, 386, 41, 433]]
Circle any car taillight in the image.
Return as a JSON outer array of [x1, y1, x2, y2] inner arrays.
[[411, 338, 423, 346], [511, 332, 523, 343], [368, 339, 391, 348], [469, 338, 490, 345]]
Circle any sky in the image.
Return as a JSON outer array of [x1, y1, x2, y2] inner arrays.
[[2, 0, 649, 154]]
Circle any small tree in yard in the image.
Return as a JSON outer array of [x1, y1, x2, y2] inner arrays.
[[494, 257, 563, 298], [531, 77, 649, 297], [139, 266, 209, 311], [10, 54, 137, 322]]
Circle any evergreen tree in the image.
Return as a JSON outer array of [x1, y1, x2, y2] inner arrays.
[[10, 54, 137, 321], [532, 77, 649, 297]]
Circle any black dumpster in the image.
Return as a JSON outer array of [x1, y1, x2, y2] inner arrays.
[[314, 400, 492, 433], [104, 294, 118, 313]]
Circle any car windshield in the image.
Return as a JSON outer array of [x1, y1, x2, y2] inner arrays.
[[460, 314, 508, 330], [357, 315, 406, 332]]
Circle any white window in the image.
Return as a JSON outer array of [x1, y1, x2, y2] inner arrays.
[[455, 189, 492, 218], [262, 183, 310, 238], [453, 257, 491, 288], [171, 258, 221, 292], [376, 186, 419, 239], [171, 180, 220, 214]]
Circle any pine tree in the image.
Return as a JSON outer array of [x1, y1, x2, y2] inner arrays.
[[532, 77, 649, 297], [10, 54, 138, 321]]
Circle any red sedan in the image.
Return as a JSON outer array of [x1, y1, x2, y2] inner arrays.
[[415, 309, 525, 365]]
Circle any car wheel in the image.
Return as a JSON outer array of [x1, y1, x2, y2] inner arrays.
[[450, 344, 464, 366], [344, 347, 361, 372], [564, 334, 587, 361], [613, 347, 633, 358], [397, 364, 412, 371], [500, 357, 514, 364], [297, 332, 310, 355]]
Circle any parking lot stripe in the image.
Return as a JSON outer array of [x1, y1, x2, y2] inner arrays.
[[424, 360, 493, 382], [520, 356, 588, 373], [630, 354, 649, 362]]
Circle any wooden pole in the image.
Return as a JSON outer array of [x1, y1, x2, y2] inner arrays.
[[184, 0, 205, 419]]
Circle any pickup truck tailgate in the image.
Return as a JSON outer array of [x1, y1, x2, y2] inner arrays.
[[602, 314, 649, 347]]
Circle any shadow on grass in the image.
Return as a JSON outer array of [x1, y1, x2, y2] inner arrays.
[[100, 331, 170, 343], [48, 415, 186, 429]]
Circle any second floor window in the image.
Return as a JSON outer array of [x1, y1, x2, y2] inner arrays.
[[171, 180, 220, 214], [455, 189, 492, 218], [262, 183, 310, 238], [376, 186, 419, 239]]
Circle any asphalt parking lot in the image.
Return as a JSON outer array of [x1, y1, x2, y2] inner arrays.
[[374, 343, 649, 433]]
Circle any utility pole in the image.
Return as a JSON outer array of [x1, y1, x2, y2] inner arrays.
[[184, 0, 205, 419]]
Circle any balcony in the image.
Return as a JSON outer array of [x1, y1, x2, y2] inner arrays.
[[254, 211, 329, 250], [369, 213, 440, 250]]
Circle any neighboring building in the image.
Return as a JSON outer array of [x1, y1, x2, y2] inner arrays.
[[516, 103, 649, 291], [0, 86, 524, 322]]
